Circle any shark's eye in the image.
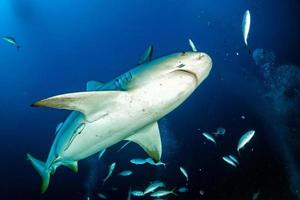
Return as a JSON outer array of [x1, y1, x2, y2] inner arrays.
[[177, 64, 185, 68]]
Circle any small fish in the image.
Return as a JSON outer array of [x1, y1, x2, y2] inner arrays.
[[179, 166, 189, 182], [131, 190, 144, 196], [202, 132, 216, 144], [178, 187, 188, 193], [130, 158, 147, 165], [252, 191, 260, 200], [111, 187, 118, 191], [144, 180, 166, 195], [241, 115, 246, 119], [117, 141, 131, 152], [97, 193, 107, 199], [150, 188, 177, 197], [98, 149, 106, 160], [229, 155, 239, 165], [222, 156, 237, 168], [237, 130, 255, 153], [145, 158, 166, 167], [118, 170, 133, 176], [127, 187, 132, 200], [188, 38, 197, 52], [199, 190, 205, 196], [103, 162, 116, 183], [242, 10, 251, 52], [2, 36, 20, 50]]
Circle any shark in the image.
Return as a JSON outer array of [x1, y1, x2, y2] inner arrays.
[[27, 47, 212, 193]]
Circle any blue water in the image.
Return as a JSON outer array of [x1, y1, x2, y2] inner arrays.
[[1, 0, 300, 199]]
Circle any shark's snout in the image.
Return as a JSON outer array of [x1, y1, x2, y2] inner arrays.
[[178, 52, 212, 84]]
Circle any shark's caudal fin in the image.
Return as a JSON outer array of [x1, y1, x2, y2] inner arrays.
[[26, 154, 50, 193], [126, 122, 162, 162]]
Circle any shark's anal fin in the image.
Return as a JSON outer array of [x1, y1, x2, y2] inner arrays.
[[31, 91, 127, 122], [86, 80, 105, 91], [126, 122, 162, 162]]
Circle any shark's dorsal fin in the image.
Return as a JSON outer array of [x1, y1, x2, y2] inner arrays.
[[138, 45, 153, 65], [126, 122, 162, 162], [86, 80, 105, 91], [32, 91, 127, 122]]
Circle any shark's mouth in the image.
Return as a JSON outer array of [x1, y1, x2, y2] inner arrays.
[[175, 69, 199, 84]]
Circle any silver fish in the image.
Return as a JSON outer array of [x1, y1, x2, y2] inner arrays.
[[199, 190, 205, 196], [97, 193, 107, 199], [188, 38, 197, 52], [131, 190, 144, 196], [150, 188, 177, 197], [229, 155, 239, 165], [222, 156, 237, 167], [130, 158, 147, 165], [127, 187, 132, 200], [179, 166, 189, 182], [202, 132, 216, 144], [98, 149, 106, 160], [117, 141, 131, 152], [242, 10, 251, 46], [178, 186, 188, 193], [145, 158, 166, 167], [144, 180, 165, 195], [2, 36, 20, 49], [118, 170, 133, 176], [237, 130, 255, 153], [103, 162, 116, 183]]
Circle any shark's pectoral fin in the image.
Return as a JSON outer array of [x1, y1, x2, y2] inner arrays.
[[126, 122, 162, 162], [32, 91, 127, 122], [86, 80, 105, 91]]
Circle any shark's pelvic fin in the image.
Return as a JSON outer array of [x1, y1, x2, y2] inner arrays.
[[31, 91, 127, 122], [86, 80, 105, 91], [138, 45, 153, 65], [26, 154, 50, 193], [126, 122, 162, 162], [61, 160, 78, 173]]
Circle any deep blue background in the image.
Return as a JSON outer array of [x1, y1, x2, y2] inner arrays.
[[0, 0, 299, 199]]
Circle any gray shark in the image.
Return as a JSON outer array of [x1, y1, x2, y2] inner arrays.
[[27, 48, 212, 193]]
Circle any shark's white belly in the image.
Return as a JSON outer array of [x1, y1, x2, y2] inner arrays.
[[62, 71, 197, 160]]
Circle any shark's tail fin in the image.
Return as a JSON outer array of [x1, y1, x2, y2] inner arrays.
[[27, 153, 50, 193]]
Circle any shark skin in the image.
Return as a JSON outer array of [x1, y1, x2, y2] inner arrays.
[[27, 51, 212, 193]]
